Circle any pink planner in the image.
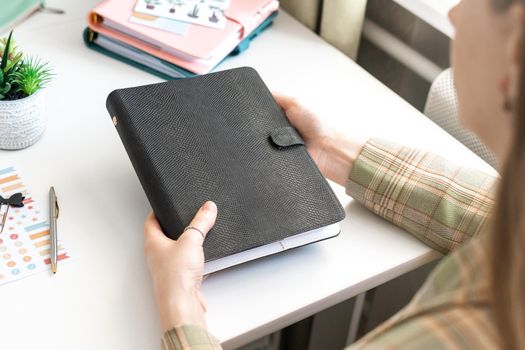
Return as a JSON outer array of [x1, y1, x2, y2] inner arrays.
[[88, 0, 279, 74]]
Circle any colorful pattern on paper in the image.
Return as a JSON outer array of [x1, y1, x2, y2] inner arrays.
[[134, 0, 229, 29], [0, 166, 72, 285]]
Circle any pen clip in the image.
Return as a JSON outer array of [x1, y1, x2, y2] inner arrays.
[[54, 197, 60, 219], [0, 204, 8, 234]]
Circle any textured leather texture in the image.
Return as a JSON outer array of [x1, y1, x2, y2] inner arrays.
[[107, 67, 345, 262]]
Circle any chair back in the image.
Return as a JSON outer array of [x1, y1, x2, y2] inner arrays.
[[424, 69, 498, 168]]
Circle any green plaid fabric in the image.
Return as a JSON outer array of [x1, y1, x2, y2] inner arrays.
[[162, 325, 221, 350], [347, 139, 498, 349], [162, 139, 498, 350], [347, 139, 496, 254]]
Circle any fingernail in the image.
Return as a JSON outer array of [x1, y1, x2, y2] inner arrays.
[[201, 201, 216, 212]]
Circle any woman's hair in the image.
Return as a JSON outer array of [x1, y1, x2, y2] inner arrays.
[[491, 0, 525, 348]]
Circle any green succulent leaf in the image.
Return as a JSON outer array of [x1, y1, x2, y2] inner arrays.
[[0, 31, 54, 100], [1, 82, 11, 94], [12, 57, 54, 96], [5, 51, 22, 72], [0, 31, 13, 71]]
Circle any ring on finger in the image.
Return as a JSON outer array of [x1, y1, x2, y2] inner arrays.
[[184, 226, 205, 240]]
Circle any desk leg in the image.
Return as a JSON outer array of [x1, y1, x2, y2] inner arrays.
[[345, 292, 366, 346]]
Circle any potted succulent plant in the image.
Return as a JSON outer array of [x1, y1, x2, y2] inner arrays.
[[0, 31, 53, 150]]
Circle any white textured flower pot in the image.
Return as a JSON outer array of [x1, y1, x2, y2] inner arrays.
[[0, 91, 46, 150]]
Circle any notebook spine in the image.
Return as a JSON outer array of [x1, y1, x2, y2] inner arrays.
[[106, 90, 184, 238]]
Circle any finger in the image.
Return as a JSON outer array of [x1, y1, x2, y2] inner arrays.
[[144, 213, 170, 244], [182, 201, 217, 244], [272, 92, 297, 110]]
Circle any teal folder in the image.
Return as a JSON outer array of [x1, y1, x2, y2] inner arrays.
[[83, 12, 278, 80], [0, 0, 43, 34]]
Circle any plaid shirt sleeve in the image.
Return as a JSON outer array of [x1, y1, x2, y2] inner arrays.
[[162, 326, 222, 350], [346, 139, 497, 254]]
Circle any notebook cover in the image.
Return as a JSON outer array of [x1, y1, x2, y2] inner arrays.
[[82, 12, 276, 79], [88, 0, 279, 71], [106, 67, 345, 262]]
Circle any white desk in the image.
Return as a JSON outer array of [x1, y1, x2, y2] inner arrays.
[[0, 1, 495, 350]]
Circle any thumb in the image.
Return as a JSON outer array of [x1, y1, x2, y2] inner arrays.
[[272, 92, 297, 110], [180, 201, 217, 245]]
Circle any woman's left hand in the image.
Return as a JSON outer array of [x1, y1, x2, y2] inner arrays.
[[144, 201, 217, 333]]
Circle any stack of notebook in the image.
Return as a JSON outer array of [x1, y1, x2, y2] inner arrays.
[[84, 0, 279, 79]]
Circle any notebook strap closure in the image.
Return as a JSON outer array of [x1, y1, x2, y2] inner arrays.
[[270, 127, 305, 149]]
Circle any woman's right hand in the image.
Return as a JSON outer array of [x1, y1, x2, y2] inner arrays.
[[273, 93, 366, 187]]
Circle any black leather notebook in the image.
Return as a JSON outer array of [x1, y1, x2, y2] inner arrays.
[[107, 67, 345, 273]]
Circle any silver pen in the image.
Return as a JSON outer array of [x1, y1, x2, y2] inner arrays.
[[49, 187, 59, 274]]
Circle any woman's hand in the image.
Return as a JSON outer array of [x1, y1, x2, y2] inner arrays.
[[273, 93, 366, 187], [144, 201, 217, 333]]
